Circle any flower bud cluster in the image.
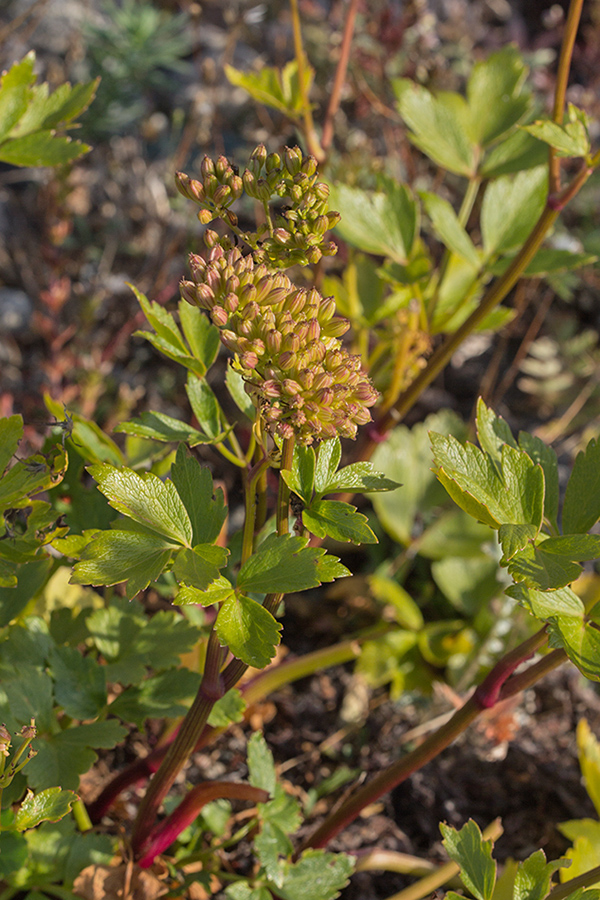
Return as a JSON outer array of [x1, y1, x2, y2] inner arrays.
[[180, 245, 378, 443], [176, 156, 243, 227]]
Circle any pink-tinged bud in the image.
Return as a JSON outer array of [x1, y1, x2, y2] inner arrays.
[[241, 351, 259, 369], [277, 422, 295, 440], [306, 319, 321, 342], [322, 317, 350, 338], [224, 292, 239, 313], [198, 209, 214, 225], [211, 306, 229, 327], [321, 241, 338, 257], [220, 330, 238, 351], [290, 184, 303, 203], [273, 228, 291, 246], [241, 300, 260, 321], [189, 252, 207, 274], [308, 341, 327, 364], [264, 405, 282, 422], [307, 246, 322, 265], [215, 155, 229, 178], [213, 184, 232, 206], [327, 211, 341, 228], [179, 279, 197, 306], [354, 406, 373, 424], [176, 172, 204, 202], [266, 329, 282, 354], [333, 383, 349, 398], [282, 378, 302, 396], [278, 351, 295, 370], [201, 156, 216, 178], [318, 406, 335, 422], [262, 379, 281, 398], [208, 245, 225, 262], [299, 368, 314, 390], [327, 350, 343, 369], [317, 387, 334, 407], [312, 371, 333, 390], [251, 144, 267, 167], [282, 333, 300, 353], [0, 723, 10, 755], [301, 155, 318, 177], [250, 338, 265, 355], [314, 182, 330, 202], [264, 287, 290, 307], [243, 169, 257, 196], [355, 381, 378, 404], [284, 146, 302, 175], [203, 173, 218, 197], [284, 289, 306, 317], [230, 175, 244, 198], [291, 409, 307, 426], [238, 319, 253, 337], [20, 720, 36, 740], [204, 229, 220, 248], [195, 283, 216, 308]]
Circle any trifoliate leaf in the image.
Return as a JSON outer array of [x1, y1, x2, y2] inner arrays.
[[441, 820, 496, 900], [49, 646, 107, 720], [237, 533, 347, 593], [14, 788, 78, 831], [215, 594, 281, 668], [88, 463, 192, 546], [513, 850, 570, 900], [563, 438, 600, 535], [72, 529, 173, 599], [173, 544, 229, 591], [505, 583, 584, 620], [303, 500, 377, 544]]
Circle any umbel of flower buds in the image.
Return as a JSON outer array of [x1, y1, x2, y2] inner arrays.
[[180, 244, 378, 444]]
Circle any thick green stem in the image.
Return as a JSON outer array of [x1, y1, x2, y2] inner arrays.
[[277, 437, 294, 534], [546, 864, 600, 900], [298, 630, 556, 853], [549, 0, 585, 192]]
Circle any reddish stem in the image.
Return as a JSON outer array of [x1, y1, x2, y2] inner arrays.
[[137, 782, 268, 868]]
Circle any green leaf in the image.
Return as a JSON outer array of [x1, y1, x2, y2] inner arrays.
[[420, 191, 480, 268], [368, 574, 423, 629], [108, 668, 201, 727], [431, 555, 500, 616], [314, 439, 342, 496], [303, 500, 377, 544], [0, 80, 30, 144], [207, 689, 246, 728], [186, 374, 222, 440], [49, 646, 106, 720], [282, 444, 316, 506], [256, 821, 292, 888], [393, 78, 475, 176], [0, 665, 54, 734], [37, 78, 98, 129], [328, 180, 418, 264], [259, 784, 302, 835], [226, 365, 256, 421], [14, 788, 78, 831], [0, 830, 27, 878], [498, 523, 538, 561], [0, 132, 90, 166], [171, 444, 227, 545], [505, 583, 584, 619], [480, 126, 548, 178], [133, 286, 188, 356], [513, 850, 569, 900], [506, 543, 583, 591], [540, 534, 600, 560], [115, 411, 210, 446], [316, 461, 401, 497], [178, 299, 220, 374], [88, 463, 192, 546], [0, 414, 23, 474], [576, 719, 600, 818], [248, 731, 277, 796], [226, 885, 272, 900], [275, 849, 354, 900], [563, 438, 600, 535], [26, 721, 128, 792], [466, 45, 530, 146], [523, 106, 590, 159], [518, 431, 559, 530], [72, 529, 173, 599], [475, 399, 517, 472], [173, 544, 228, 590], [441, 820, 496, 900], [215, 594, 281, 668], [174, 577, 234, 607], [225, 59, 313, 117], [547, 615, 600, 682], [237, 533, 346, 593], [481, 165, 547, 258]]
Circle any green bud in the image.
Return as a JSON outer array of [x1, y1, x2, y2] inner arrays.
[[241, 350, 259, 369], [215, 155, 229, 178], [317, 296, 336, 322], [314, 182, 330, 202], [282, 333, 300, 353], [284, 146, 302, 175], [213, 184, 232, 206], [224, 292, 239, 313], [198, 208, 214, 225], [301, 156, 318, 177], [211, 306, 229, 327], [266, 329, 282, 354], [201, 156, 216, 178], [251, 143, 268, 168], [322, 317, 350, 338], [278, 351, 296, 370], [321, 241, 338, 257], [266, 152, 282, 173], [273, 228, 291, 245], [307, 246, 322, 265]]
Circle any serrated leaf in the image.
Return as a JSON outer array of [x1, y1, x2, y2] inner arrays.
[[0, 665, 54, 734], [72, 529, 173, 599], [475, 399, 517, 472], [173, 544, 228, 590], [49, 646, 106, 720], [248, 731, 276, 796], [275, 849, 355, 900], [108, 668, 201, 727], [303, 500, 377, 544], [226, 885, 272, 900], [505, 583, 584, 619], [466, 46, 531, 146], [237, 533, 345, 593], [441, 820, 496, 900], [480, 126, 549, 178], [481, 166, 547, 258], [0, 82, 31, 143], [178, 300, 220, 374], [547, 616, 600, 682], [174, 577, 234, 607], [507, 543, 582, 591], [577, 719, 600, 818], [328, 181, 418, 264], [207, 688, 246, 728], [514, 850, 570, 900], [0, 414, 23, 474], [420, 191, 480, 268], [88, 463, 192, 546], [132, 286, 188, 356], [14, 788, 78, 831], [317, 461, 401, 496], [518, 431, 559, 530], [26, 721, 128, 792], [186, 374, 222, 440], [0, 132, 90, 166], [225, 59, 313, 117], [523, 115, 590, 159], [259, 784, 302, 835], [215, 594, 281, 668], [256, 821, 292, 888], [393, 78, 475, 176], [171, 445, 227, 545], [498, 523, 538, 561], [563, 439, 600, 535], [115, 411, 210, 446], [314, 439, 342, 495], [39, 78, 99, 129], [226, 365, 256, 420], [282, 444, 315, 505]]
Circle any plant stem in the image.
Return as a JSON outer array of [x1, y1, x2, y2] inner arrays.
[[72, 798, 92, 832], [277, 436, 294, 534], [546, 863, 600, 900], [549, 0, 585, 193], [289, 0, 324, 161], [321, 0, 360, 154], [298, 629, 557, 852], [383, 819, 503, 900]]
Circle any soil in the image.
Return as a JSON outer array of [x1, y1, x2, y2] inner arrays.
[[3, 1, 600, 897]]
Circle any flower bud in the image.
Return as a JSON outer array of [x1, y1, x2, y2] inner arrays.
[[179, 279, 198, 306], [220, 330, 238, 351], [203, 173, 219, 197], [215, 155, 229, 178], [313, 215, 329, 236], [314, 182, 330, 202], [230, 175, 244, 199], [241, 350, 259, 369], [251, 143, 267, 168], [211, 306, 229, 326], [301, 155, 318, 177], [266, 151, 282, 173], [224, 292, 239, 313], [266, 329, 282, 354], [321, 241, 338, 257], [204, 229, 220, 248], [312, 371, 333, 390], [201, 156, 216, 178], [198, 208, 214, 225], [278, 422, 295, 440], [282, 379, 302, 396], [283, 289, 306, 317], [278, 351, 295, 370], [273, 228, 291, 246], [262, 379, 281, 398], [284, 146, 302, 175], [317, 387, 334, 407], [213, 184, 232, 206], [282, 333, 300, 353], [195, 283, 217, 308], [0, 723, 10, 756], [307, 246, 322, 265], [322, 317, 350, 338]]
